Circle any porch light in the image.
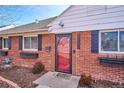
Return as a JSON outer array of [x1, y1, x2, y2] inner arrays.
[[59, 20, 64, 27]]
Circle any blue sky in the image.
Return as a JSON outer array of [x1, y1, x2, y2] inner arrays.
[[0, 5, 69, 26]]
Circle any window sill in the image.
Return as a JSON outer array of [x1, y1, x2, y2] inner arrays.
[[23, 49, 38, 51], [2, 48, 8, 50], [99, 51, 124, 54]]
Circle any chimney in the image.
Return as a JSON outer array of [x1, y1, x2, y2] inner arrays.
[[35, 19, 39, 24]]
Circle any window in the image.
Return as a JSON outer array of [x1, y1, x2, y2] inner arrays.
[[31, 37, 38, 49], [101, 32, 118, 51], [100, 30, 124, 53], [23, 36, 38, 50], [3, 38, 9, 49]]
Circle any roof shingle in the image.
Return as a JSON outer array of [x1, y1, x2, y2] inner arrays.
[[0, 16, 57, 35]]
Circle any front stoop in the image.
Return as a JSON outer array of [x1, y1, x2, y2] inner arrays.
[[33, 71, 80, 88], [36, 85, 50, 88]]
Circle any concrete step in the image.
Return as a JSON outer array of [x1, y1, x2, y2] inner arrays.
[[33, 71, 80, 88], [36, 85, 50, 88]]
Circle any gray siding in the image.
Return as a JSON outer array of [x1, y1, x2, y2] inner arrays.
[[49, 5, 124, 33]]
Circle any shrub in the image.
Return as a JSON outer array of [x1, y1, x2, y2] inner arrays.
[[79, 73, 93, 87], [32, 62, 44, 74]]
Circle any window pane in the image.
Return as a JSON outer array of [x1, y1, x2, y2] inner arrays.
[[4, 38, 9, 48], [120, 31, 124, 51], [31, 37, 38, 49], [101, 32, 118, 51], [24, 37, 30, 49]]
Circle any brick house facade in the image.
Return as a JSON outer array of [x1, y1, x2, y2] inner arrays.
[[0, 33, 55, 71], [0, 5, 124, 83], [72, 31, 124, 83], [0, 31, 124, 83]]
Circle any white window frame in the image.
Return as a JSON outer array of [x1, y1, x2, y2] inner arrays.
[[23, 35, 38, 51], [2, 37, 9, 50], [99, 29, 124, 54]]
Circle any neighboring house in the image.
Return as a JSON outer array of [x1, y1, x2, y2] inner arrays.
[[0, 25, 15, 31], [0, 5, 124, 83]]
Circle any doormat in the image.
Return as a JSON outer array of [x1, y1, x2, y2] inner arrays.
[[56, 73, 71, 80]]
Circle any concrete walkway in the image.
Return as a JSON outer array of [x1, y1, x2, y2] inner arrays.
[[33, 71, 80, 88]]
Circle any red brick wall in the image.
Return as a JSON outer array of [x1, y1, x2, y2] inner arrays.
[[0, 33, 55, 71], [72, 31, 124, 83], [0, 31, 124, 83]]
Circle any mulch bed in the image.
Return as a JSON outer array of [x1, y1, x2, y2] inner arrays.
[[0, 81, 13, 88], [92, 80, 124, 88], [0, 65, 47, 88], [78, 80, 124, 88], [0, 65, 124, 88]]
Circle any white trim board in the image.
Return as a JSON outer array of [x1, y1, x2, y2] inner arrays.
[[2, 37, 9, 50]]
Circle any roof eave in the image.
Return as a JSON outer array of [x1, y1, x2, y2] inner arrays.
[[0, 28, 49, 36]]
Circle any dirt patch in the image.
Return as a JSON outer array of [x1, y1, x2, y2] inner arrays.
[[0, 65, 46, 88], [78, 80, 124, 88]]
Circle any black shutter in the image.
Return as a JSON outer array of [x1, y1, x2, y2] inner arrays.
[[19, 36, 23, 50], [8, 37, 11, 50], [77, 33, 80, 49], [38, 34, 42, 51], [0, 37, 2, 49], [91, 30, 99, 53]]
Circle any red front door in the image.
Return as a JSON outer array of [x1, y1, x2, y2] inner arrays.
[[56, 34, 72, 73]]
